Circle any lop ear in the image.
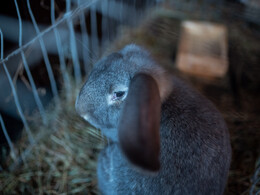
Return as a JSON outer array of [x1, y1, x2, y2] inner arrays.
[[118, 73, 161, 172]]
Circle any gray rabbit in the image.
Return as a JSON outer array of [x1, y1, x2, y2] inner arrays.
[[75, 44, 232, 195]]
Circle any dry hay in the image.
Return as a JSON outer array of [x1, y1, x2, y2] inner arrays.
[[0, 80, 104, 194]]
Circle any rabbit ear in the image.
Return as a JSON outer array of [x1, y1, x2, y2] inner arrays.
[[118, 73, 161, 172]]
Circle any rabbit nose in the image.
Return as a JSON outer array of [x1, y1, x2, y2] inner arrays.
[[82, 114, 90, 121]]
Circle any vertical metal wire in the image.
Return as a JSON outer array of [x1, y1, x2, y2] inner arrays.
[[1, 62, 34, 143], [51, 0, 71, 98], [66, 0, 71, 13], [77, 0, 90, 76], [26, 0, 59, 98], [68, 20, 82, 84], [0, 30, 3, 59], [0, 30, 18, 160], [66, 0, 82, 85], [0, 114, 17, 160], [14, 0, 47, 124], [79, 12, 91, 76], [0, 27, 34, 144], [90, 4, 99, 61], [21, 52, 47, 124], [3, 62, 34, 144], [13, 0, 22, 47]]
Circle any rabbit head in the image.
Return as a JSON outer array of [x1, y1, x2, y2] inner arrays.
[[75, 44, 172, 171]]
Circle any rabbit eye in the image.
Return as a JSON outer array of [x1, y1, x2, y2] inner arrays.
[[111, 91, 126, 102], [114, 91, 125, 99], [108, 85, 128, 104]]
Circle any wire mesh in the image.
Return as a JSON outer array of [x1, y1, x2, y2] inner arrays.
[[0, 0, 259, 194], [0, 0, 159, 171]]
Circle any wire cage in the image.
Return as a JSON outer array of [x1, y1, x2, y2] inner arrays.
[[0, 0, 159, 167], [0, 0, 161, 193], [0, 0, 259, 194]]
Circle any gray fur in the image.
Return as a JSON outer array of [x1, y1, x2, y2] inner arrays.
[[75, 44, 232, 195]]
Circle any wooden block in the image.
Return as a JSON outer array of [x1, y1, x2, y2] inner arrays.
[[176, 21, 228, 78]]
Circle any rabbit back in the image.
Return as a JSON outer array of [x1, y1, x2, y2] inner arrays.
[[97, 76, 231, 195]]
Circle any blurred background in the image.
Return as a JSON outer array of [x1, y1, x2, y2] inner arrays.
[[0, 0, 259, 194]]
